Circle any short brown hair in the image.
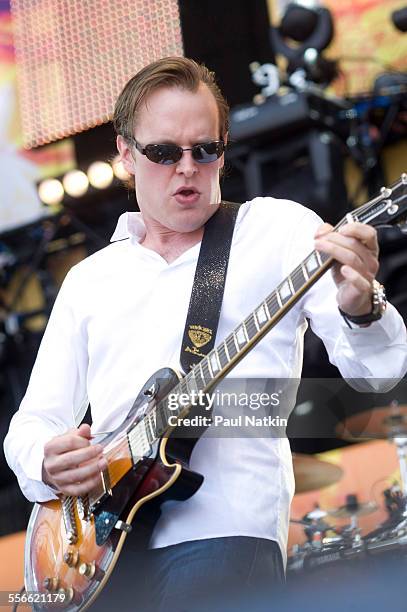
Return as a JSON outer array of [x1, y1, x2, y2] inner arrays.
[[113, 56, 229, 141]]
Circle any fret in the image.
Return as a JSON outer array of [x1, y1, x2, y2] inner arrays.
[[235, 325, 247, 346], [223, 341, 231, 361], [278, 280, 292, 302], [255, 304, 268, 326], [217, 343, 229, 369], [266, 292, 279, 317], [209, 350, 221, 373], [244, 315, 256, 340], [192, 366, 206, 392], [263, 299, 271, 320], [288, 275, 295, 296], [276, 290, 283, 309], [185, 374, 198, 395], [232, 331, 239, 352], [199, 362, 209, 388], [292, 266, 307, 292], [200, 359, 212, 385], [253, 312, 260, 331], [179, 378, 189, 397], [205, 356, 214, 378], [315, 250, 322, 266], [305, 252, 319, 275], [226, 334, 238, 359], [301, 262, 309, 281]]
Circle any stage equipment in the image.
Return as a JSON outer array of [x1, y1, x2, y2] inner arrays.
[[227, 86, 352, 221], [270, 1, 338, 86], [229, 88, 353, 145], [392, 6, 407, 32], [178, 0, 273, 108], [10, 0, 183, 148], [292, 454, 343, 493], [337, 403, 407, 497]]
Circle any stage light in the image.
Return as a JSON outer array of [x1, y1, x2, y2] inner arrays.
[[87, 162, 114, 189], [38, 179, 64, 205], [270, 1, 337, 85], [11, 0, 183, 148], [111, 156, 130, 181], [62, 170, 89, 197]]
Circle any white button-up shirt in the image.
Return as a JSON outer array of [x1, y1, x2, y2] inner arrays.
[[4, 197, 407, 563]]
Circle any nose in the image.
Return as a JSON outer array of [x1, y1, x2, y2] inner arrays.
[[175, 150, 198, 178]]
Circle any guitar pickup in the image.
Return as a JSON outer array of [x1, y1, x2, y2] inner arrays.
[[128, 420, 152, 465]]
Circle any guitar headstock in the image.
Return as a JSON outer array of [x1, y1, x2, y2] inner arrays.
[[354, 174, 407, 233]]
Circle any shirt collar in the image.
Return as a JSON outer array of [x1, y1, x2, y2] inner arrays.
[[110, 212, 146, 243]]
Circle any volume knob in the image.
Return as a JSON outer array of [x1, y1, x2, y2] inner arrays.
[[79, 561, 96, 579], [63, 550, 79, 567], [58, 587, 74, 604]]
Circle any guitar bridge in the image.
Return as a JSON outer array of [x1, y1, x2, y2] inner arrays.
[[62, 496, 78, 544]]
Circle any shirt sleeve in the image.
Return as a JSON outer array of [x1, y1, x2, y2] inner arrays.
[[285, 208, 407, 391], [3, 268, 89, 502]]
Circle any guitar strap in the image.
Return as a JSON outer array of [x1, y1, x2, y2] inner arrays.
[[180, 200, 241, 373]]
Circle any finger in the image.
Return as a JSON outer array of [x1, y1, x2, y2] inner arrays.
[[45, 444, 104, 474], [77, 423, 92, 439], [315, 234, 378, 279], [60, 472, 105, 497], [314, 223, 334, 239], [317, 233, 379, 275], [338, 223, 379, 254], [55, 458, 105, 486], [44, 430, 93, 456]]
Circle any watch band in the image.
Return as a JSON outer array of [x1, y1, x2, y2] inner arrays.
[[339, 280, 387, 328]]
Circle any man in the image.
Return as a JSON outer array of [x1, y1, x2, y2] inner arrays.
[[4, 57, 407, 611]]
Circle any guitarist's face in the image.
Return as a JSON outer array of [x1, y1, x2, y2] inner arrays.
[[117, 84, 226, 236]]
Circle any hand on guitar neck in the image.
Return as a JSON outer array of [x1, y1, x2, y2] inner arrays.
[[314, 221, 379, 318], [41, 423, 107, 497]]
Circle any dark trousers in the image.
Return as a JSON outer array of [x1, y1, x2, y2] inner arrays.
[[91, 536, 285, 612]]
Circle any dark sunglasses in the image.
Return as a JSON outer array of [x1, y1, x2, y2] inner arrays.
[[129, 138, 226, 165]]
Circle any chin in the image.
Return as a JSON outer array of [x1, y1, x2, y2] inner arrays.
[[172, 205, 216, 233]]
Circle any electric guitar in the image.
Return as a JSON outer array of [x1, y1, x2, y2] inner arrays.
[[25, 176, 407, 610]]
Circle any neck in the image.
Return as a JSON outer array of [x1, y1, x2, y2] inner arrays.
[[141, 226, 204, 263]]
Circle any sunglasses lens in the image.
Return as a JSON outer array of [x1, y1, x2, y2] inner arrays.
[[193, 141, 224, 163], [144, 144, 182, 165]]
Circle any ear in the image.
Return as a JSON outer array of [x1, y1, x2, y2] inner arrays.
[[116, 135, 136, 175]]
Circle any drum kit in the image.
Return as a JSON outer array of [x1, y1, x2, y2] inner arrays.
[[288, 402, 407, 577]]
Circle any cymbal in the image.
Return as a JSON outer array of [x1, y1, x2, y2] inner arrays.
[[329, 500, 378, 519], [336, 404, 407, 440], [293, 453, 343, 493]]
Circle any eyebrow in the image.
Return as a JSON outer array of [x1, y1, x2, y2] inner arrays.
[[138, 136, 218, 145]]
